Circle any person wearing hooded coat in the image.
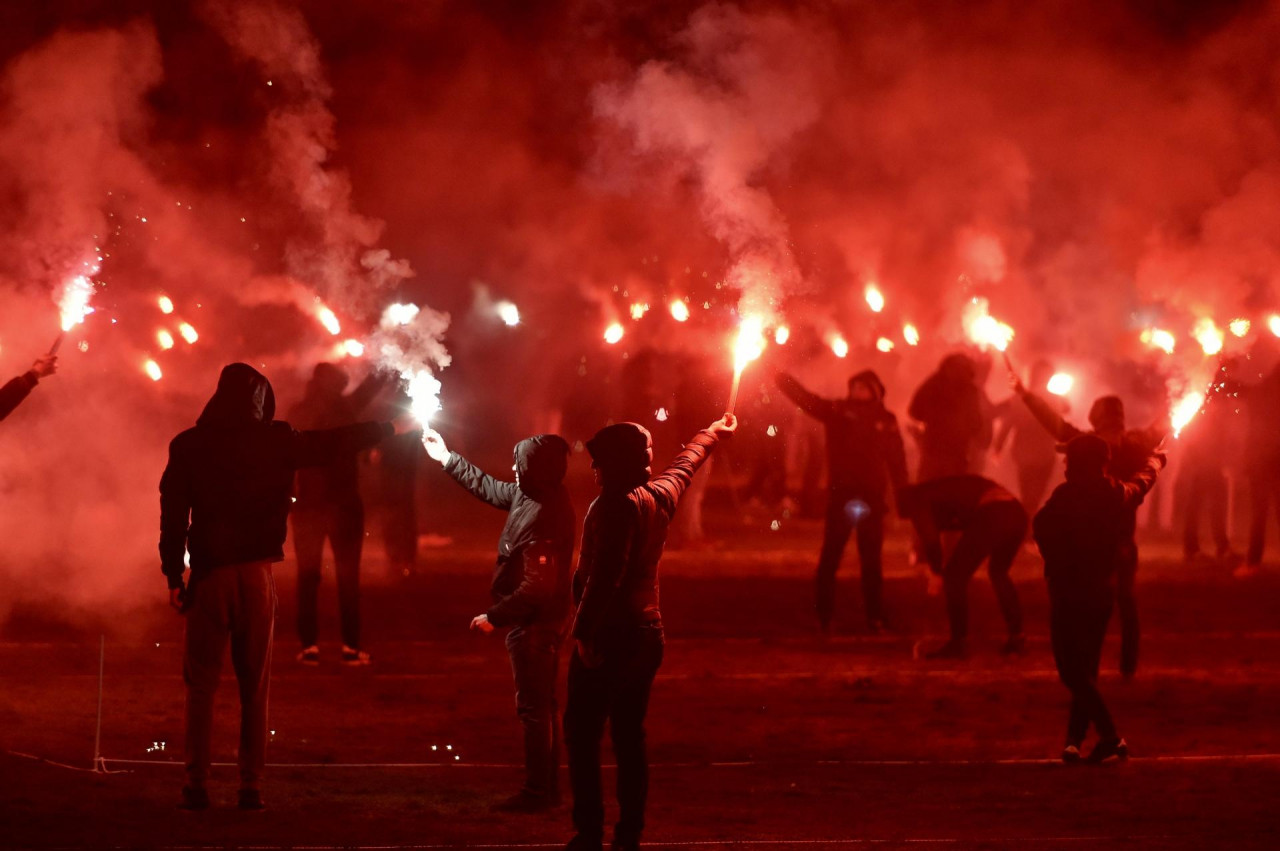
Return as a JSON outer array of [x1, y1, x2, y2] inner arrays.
[[422, 428, 576, 812], [775, 368, 909, 633], [564, 413, 737, 851], [0, 354, 57, 422], [1014, 379, 1164, 677], [288, 362, 390, 666], [159, 363, 412, 811], [908, 353, 993, 481], [1033, 434, 1164, 764]]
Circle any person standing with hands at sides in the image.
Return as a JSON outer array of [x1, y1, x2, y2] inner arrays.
[[564, 413, 737, 851], [160, 363, 416, 812], [0, 353, 57, 422], [1034, 435, 1165, 764], [421, 428, 576, 813]]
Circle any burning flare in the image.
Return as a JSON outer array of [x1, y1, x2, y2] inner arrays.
[[603, 322, 624, 345], [829, 334, 849, 358], [496, 301, 520, 326], [1171, 390, 1206, 438], [383, 302, 420, 327], [865, 284, 885, 314], [875, 336, 894, 352], [1047, 373, 1074, 396], [403, 369, 443, 426], [1229, 318, 1251, 338], [1192, 318, 1224, 356], [144, 359, 163, 382], [903, 324, 920, 346], [629, 302, 650, 320], [669, 300, 690, 322], [774, 325, 790, 345], [56, 275, 96, 332], [729, 315, 767, 412], [963, 298, 1014, 352], [178, 322, 198, 344], [1140, 327, 1176, 354], [1269, 314, 1280, 338], [158, 295, 175, 315], [316, 304, 342, 336], [157, 329, 175, 350], [342, 339, 365, 357]]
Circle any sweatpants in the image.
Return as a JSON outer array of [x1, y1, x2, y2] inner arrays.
[[292, 501, 363, 649], [943, 500, 1026, 641], [1050, 599, 1117, 745]]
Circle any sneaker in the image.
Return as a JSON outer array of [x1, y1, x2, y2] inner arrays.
[[1061, 744, 1082, 764], [1000, 633, 1027, 656], [924, 640, 968, 660], [341, 645, 371, 666], [1086, 737, 1129, 764], [238, 788, 266, 810], [493, 790, 556, 813], [1233, 563, 1261, 579], [178, 785, 210, 811], [297, 646, 320, 666]]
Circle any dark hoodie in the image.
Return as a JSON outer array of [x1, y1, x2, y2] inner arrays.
[[776, 369, 908, 498], [159, 363, 393, 591], [1033, 436, 1164, 604], [909, 354, 992, 479], [443, 435, 576, 629], [0, 370, 40, 423], [571, 423, 719, 642], [290, 363, 388, 507]]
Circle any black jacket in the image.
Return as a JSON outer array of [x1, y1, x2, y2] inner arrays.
[[443, 435, 576, 629], [290, 368, 387, 508], [160, 364, 392, 590], [571, 429, 718, 642], [1034, 456, 1162, 604], [0, 371, 39, 422], [776, 372, 908, 500], [899, 475, 1024, 574], [908, 356, 992, 479]]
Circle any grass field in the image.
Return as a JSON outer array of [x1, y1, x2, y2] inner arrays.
[[2, 514, 1278, 849]]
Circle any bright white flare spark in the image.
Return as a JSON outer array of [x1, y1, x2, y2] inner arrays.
[[875, 336, 894, 352], [829, 334, 849, 358], [157, 329, 175, 350], [342, 339, 365, 357], [1270, 315, 1280, 337], [603, 323, 624, 345], [316, 305, 341, 336], [1192, 317, 1224, 356], [144, 359, 163, 381], [158, 295, 175, 314], [403, 369, 443, 425], [1047, 373, 1074, 396], [669, 300, 690, 322], [382, 302, 421, 328], [733, 315, 767, 375], [57, 275, 96, 331], [964, 298, 1014, 352], [865, 284, 885, 313], [178, 322, 198, 344], [774, 325, 790, 345], [1171, 391, 1206, 438], [903, 324, 920, 346], [629, 302, 649, 320], [1229, 318, 1251, 338], [496, 301, 520, 326], [1140, 327, 1176, 354]]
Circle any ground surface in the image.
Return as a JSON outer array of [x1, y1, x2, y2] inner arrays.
[[2, 514, 1278, 849]]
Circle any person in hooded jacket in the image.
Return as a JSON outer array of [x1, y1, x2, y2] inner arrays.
[[0, 354, 57, 422], [908, 353, 992, 481], [1014, 379, 1164, 677], [289, 362, 391, 666], [899, 475, 1028, 659], [1033, 434, 1164, 764], [159, 363, 413, 812], [992, 360, 1065, 511], [422, 428, 576, 812], [775, 368, 908, 633], [564, 413, 737, 851]]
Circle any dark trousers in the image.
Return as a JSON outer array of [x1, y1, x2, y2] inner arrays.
[[1247, 472, 1280, 566], [1015, 460, 1056, 512], [816, 490, 885, 627], [565, 628, 664, 845], [507, 624, 563, 799], [1183, 467, 1230, 557], [1116, 542, 1139, 676], [292, 501, 364, 649], [183, 560, 276, 791], [943, 501, 1026, 641], [1051, 600, 1116, 744]]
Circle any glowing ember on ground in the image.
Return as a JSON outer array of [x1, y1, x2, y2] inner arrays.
[[629, 302, 649, 320], [144, 360, 163, 381], [56, 275, 96, 332], [829, 334, 849, 358], [1229, 318, 1251, 338], [1047, 372, 1074, 395], [158, 295, 175, 314], [669, 300, 690, 322], [342, 339, 365, 357], [875, 336, 894, 352], [1140, 327, 1176, 354], [963, 298, 1014, 351], [178, 322, 198, 344], [156, 330, 175, 350], [865, 284, 885, 313], [1192, 317, 1224, 356], [903, 324, 920, 346], [603, 322, 624, 344], [496, 301, 520, 326], [316, 304, 342, 336], [774, 326, 790, 345], [1171, 390, 1206, 437]]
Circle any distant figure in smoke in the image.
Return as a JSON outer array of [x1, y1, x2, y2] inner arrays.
[[0, 354, 57, 422], [1239, 364, 1280, 578], [992, 360, 1064, 511], [421, 428, 575, 812], [899, 475, 1027, 659], [1034, 435, 1164, 764], [1178, 394, 1236, 565], [289, 363, 389, 667], [909, 353, 992, 480], [374, 387, 422, 578], [160, 363, 412, 812], [775, 368, 908, 633], [1014, 378, 1163, 677], [564, 413, 737, 851]]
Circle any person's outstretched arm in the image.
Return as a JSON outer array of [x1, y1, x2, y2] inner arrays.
[[290, 414, 412, 468], [0, 356, 56, 423], [1014, 380, 1080, 442], [776, 372, 836, 421], [159, 437, 193, 610], [649, 414, 738, 515], [422, 428, 518, 509], [1117, 451, 1166, 510], [346, 370, 392, 417]]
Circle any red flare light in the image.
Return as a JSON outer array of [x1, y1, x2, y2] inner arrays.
[[144, 359, 163, 382], [669, 300, 690, 322], [603, 322, 624, 344]]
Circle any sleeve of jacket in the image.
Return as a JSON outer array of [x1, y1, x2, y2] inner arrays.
[[290, 421, 393, 468], [159, 437, 192, 589], [487, 538, 559, 627], [571, 497, 636, 641], [1118, 453, 1165, 511], [649, 429, 719, 516], [1018, 389, 1081, 442], [443, 451, 518, 510], [0, 372, 38, 423], [346, 372, 390, 417], [776, 372, 836, 421]]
